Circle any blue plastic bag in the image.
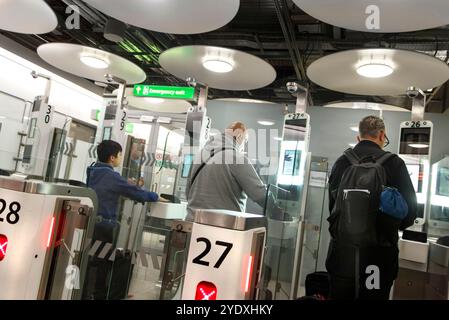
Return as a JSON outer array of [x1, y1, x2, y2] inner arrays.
[[380, 187, 408, 220]]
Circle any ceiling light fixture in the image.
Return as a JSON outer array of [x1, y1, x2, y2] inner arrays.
[[80, 55, 109, 69], [257, 120, 275, 126], [356, 63, 393, 78], [144, 97, 165, 104], [409, 143, 429, 149], [350, 126, 359, 132], [203, 59, 233, 73]]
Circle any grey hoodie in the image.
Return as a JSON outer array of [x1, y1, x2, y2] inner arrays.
[[186, 134, 268, 221]]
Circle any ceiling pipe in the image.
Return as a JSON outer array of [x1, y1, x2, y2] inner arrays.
[[273, 0, 304, 81]]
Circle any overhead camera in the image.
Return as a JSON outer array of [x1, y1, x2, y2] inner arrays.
[[186, 77, 197, 88], [286, 82, 299, 94], [105, 74, 114, 83], [406, 86, 424, 99]]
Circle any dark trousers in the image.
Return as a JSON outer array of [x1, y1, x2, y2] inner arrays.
[[329, 275, 393, 300], [82, 222, 116, 300]]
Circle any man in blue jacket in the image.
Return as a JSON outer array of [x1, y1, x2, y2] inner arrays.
[[83, 140, 160, 300]]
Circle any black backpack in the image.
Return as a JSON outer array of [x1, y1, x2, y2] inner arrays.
[[330, 148, 394, 247]]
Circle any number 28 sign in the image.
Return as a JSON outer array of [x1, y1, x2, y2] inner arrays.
[[0, 199, 21, 225]]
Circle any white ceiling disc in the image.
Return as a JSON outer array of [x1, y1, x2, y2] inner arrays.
[[37, 43, 146, 84], [215, 98, 276, 104], [159, 45, 276, 91], [307, 49, 449, 96], [122, 88, 192, 113], [324, 102, 408, 112], [0, 0, 58, 34], [83, 0, 240, 34], [293, 0, 449, 33]]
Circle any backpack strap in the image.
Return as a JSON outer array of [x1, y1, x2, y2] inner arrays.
[[375, 152, 395, 165], [343, 148, 361, 165], [189, 147, 232, 190]]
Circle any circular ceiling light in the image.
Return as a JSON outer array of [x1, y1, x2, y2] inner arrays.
[[307, 49, 449, 96], [38, 43, 146, 84], [203, 60, 234, 73], [291, 0, 449, 33], [82, 0, 240, 35], [80, 56, 109, 69], [144, 97, 165, 104], [215, 98, 275, 104], [409, 143, 429, 149], [0, 0, 58, 34], [159, 45, 276, 91], [356, 63, 394, 78], [324, 102, 408, 112], [258, 120, 275, 126]]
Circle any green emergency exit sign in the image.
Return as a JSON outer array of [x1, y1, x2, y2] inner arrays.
[[133, 85, 195, 100]]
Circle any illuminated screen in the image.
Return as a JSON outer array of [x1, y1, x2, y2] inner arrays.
[[103, 127, 112, 141], [437, 167, 449, 197], [283, 150, 301, 176], [400, 127, 431, 155], [406, 164, 423, 193], [0, 234, 8, 261], [182, 154, 193, 178], [195, 281, 217, 300]]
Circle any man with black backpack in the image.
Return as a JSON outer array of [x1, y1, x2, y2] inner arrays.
[[326, 115, 417, 300]]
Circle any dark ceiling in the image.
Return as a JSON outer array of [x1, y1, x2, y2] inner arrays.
[[2, 0, 449, 113]]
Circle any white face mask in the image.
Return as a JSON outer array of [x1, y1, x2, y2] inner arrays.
[[237, 141, 245, 153], [235, 131, 248, 153]]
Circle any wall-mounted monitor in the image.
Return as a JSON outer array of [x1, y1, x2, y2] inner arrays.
[[399, 127, 431, 155]]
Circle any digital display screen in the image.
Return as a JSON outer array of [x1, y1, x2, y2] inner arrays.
[[406, 164, 423, 193], [181, 154, 194, 178], [282, 150, 301, 176], [28, 118, 37, 138], [103, 127, 112, 141], [32, 97, 42, 112], [437, 167, 449, 197], [399, 127, 431, 155], [284, 119, 307, 141], [22, 145, 33, 164]]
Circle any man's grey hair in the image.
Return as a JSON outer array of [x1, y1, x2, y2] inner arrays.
[[359, 115, 386, 138]]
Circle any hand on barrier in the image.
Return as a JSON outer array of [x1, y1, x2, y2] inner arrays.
[[158, 196, 170, 203]]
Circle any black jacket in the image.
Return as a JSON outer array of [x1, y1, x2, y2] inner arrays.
[[326, 140, 417, 279]]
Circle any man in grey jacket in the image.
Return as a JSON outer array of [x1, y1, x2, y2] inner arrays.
[[186, 121, 269, 221]]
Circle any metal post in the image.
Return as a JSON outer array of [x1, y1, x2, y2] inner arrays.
[[408, 87, 426, 121], [197, 86, 208, 113], [295, 87, 309, 114]]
